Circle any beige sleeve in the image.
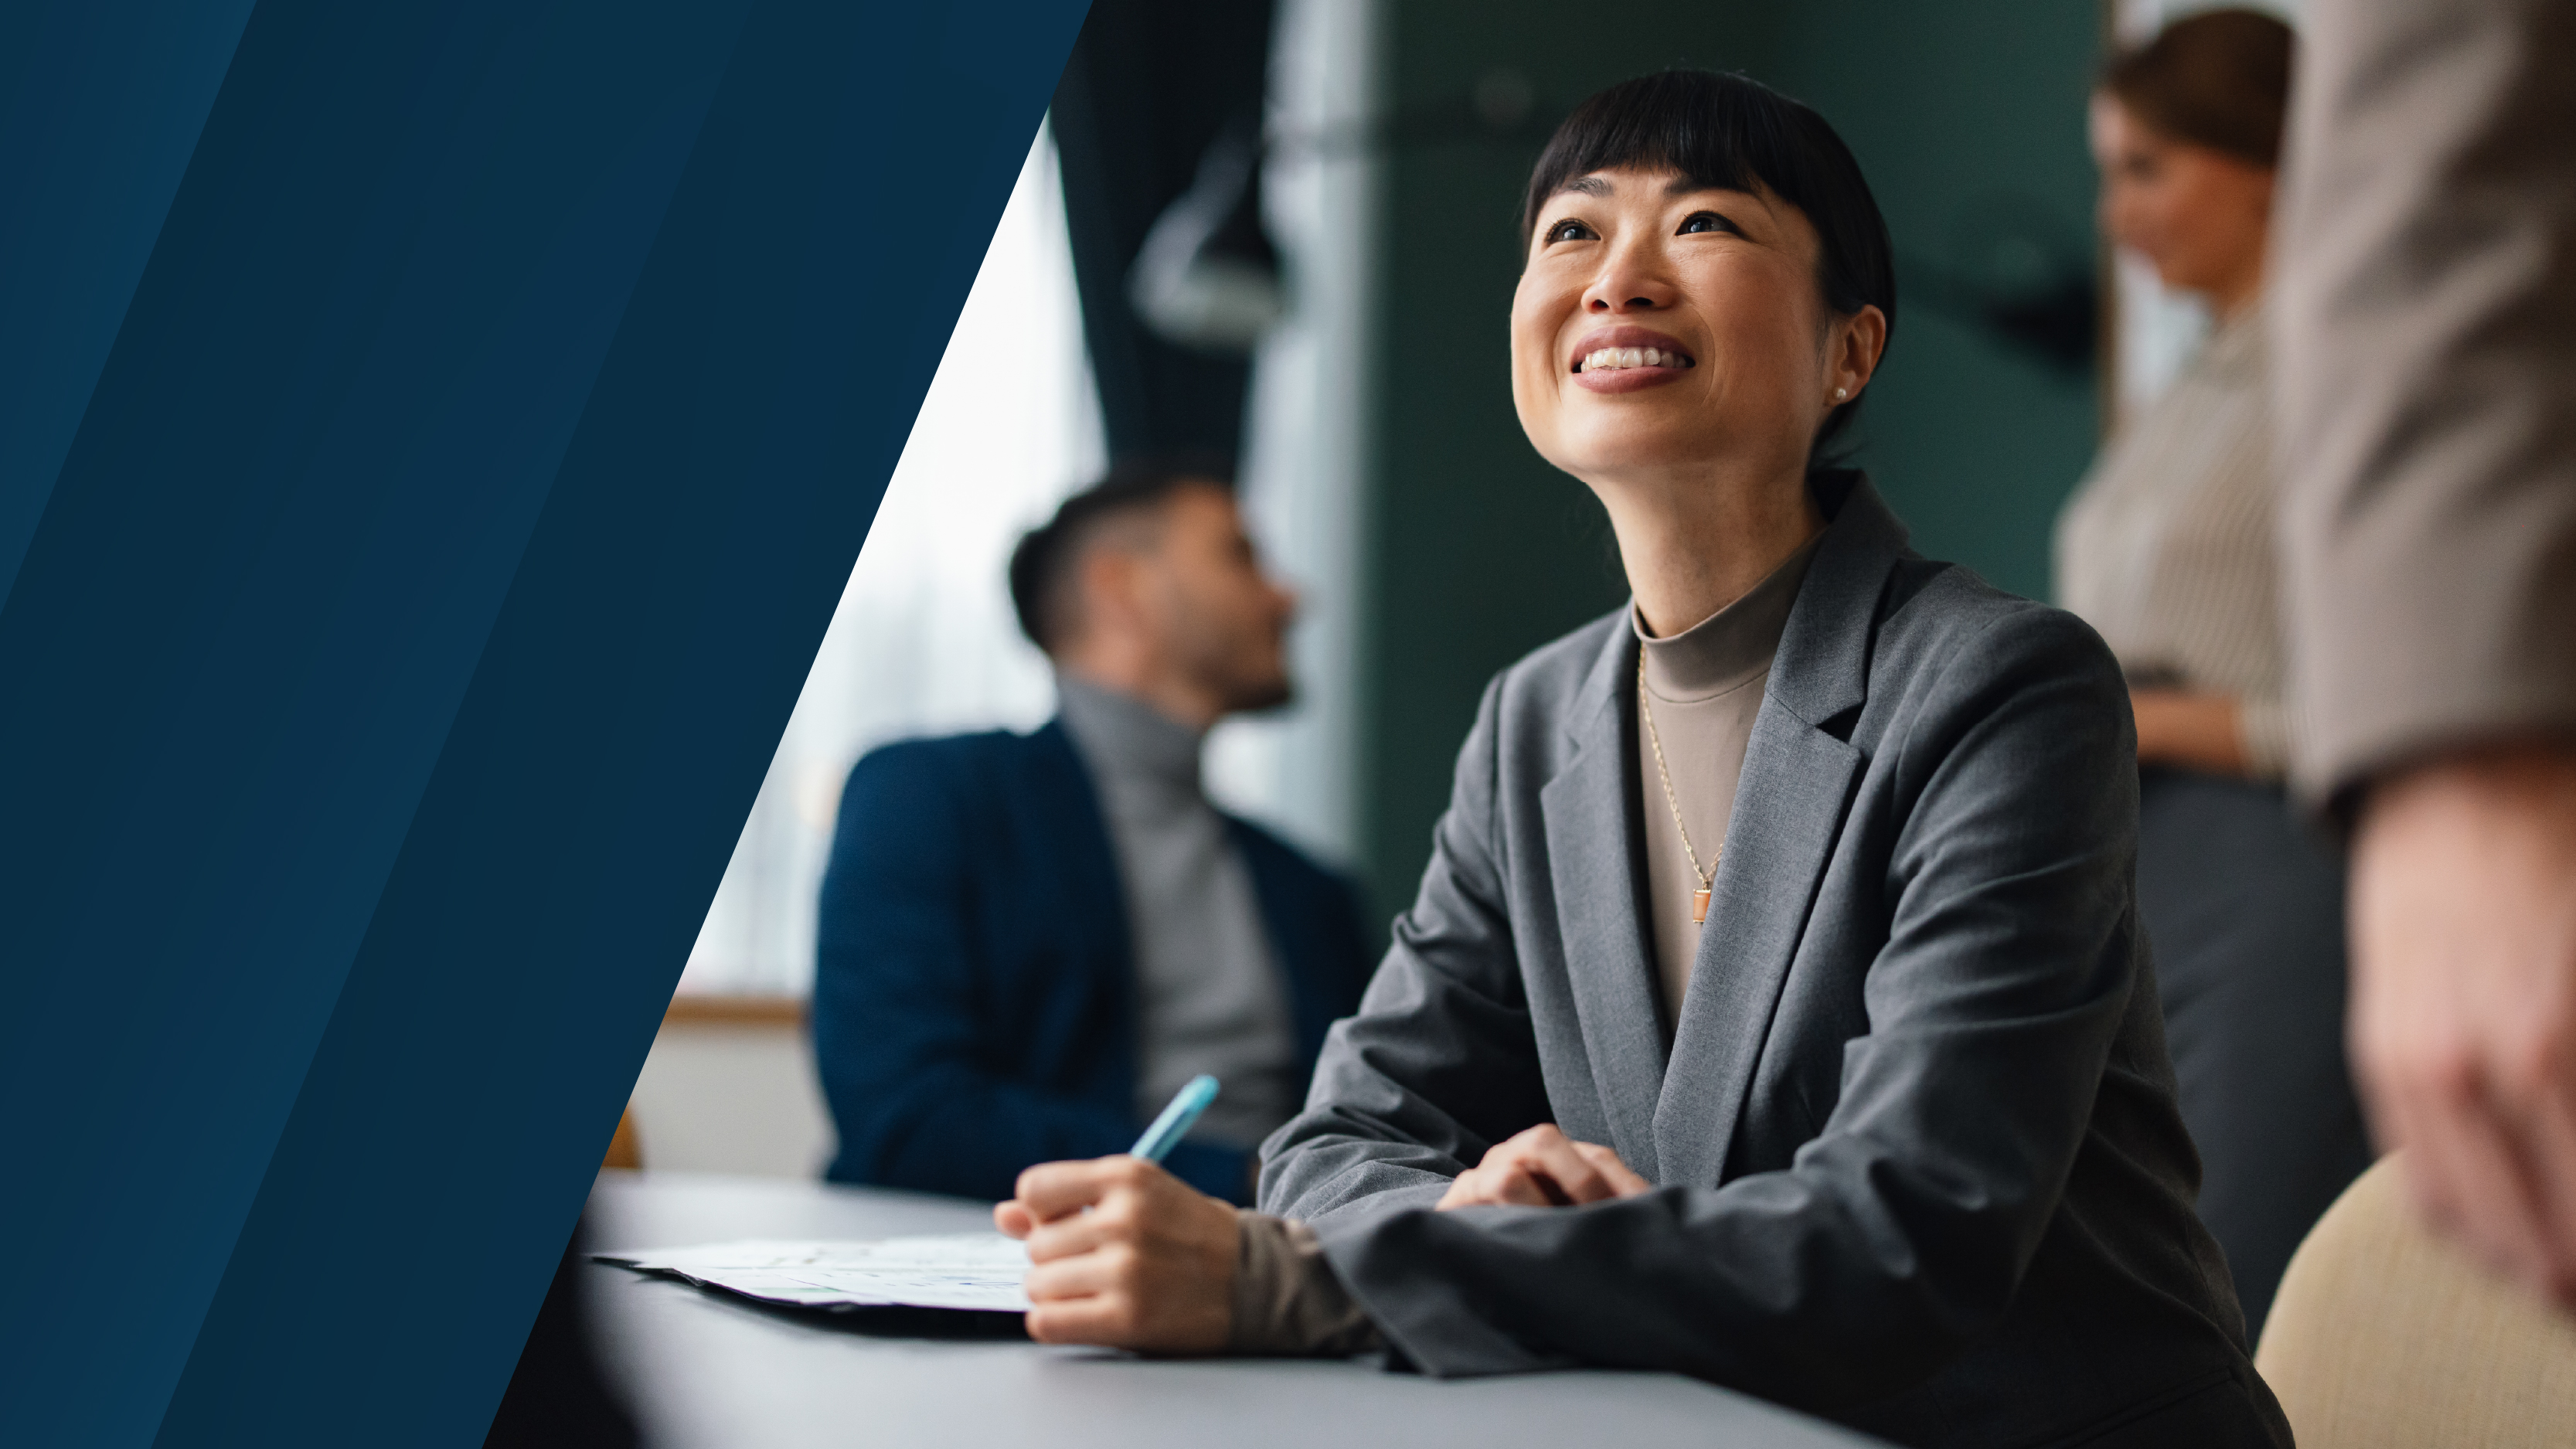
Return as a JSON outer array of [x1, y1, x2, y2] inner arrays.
[[1228, 1210, 1383, 1356], [2273, 0, 2576, 805]]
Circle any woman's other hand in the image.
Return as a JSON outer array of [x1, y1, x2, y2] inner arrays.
[[2131, 687, 2248, 774], [1437, 1124, 1652, 1209], [993, 1156, 1238, 1352]]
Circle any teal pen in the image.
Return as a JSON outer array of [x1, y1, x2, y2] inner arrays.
[[1129, 1074, 1220, 1163]]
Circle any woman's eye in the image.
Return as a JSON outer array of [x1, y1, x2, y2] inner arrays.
[[1545, 219, 1597, 244], [1679, 212, 1739, 236]]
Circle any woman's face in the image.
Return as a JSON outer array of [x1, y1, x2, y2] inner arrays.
[[1510, 166, 1880, 493], [2089, 93, 2274, 304]]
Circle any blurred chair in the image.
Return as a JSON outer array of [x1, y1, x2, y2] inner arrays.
[[2257, 1155, 2576, 1447], [601, 1106, 641, 1172]]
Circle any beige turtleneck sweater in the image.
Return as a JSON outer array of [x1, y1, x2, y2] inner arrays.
[[1634, 533, 1821, 1033]]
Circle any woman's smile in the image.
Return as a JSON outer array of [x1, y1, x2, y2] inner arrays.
[[1570, 324, 1697, 393]]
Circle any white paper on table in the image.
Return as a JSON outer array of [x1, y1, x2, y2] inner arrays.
[[595, 1234, 1032, 1312]]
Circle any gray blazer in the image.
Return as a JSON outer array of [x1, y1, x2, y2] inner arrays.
[[1262, 477, 2290, 1449]]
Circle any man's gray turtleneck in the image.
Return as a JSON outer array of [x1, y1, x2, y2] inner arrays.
[[1056, 673, 1301, 1152]]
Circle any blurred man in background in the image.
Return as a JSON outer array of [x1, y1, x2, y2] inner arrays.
[[2275, 0, 2576, 1306], [811, 461, 1373, 1204]]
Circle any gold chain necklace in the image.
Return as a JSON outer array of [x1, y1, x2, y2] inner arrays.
[[1638, 648, 1720, 924]]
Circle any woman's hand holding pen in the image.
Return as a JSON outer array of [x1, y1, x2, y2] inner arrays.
[[995, 1156, 1239, 1351], [1438, 1124, 1652, 1209]]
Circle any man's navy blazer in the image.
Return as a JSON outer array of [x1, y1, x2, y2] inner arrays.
[[813, 718, 1374, 1203]]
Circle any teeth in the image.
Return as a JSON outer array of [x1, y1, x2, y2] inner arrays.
[[1581, 345, 1690, 372]]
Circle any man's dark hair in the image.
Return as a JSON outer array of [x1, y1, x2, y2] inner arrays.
[[1520, 69, 1897, 462], [1008, 457, 1235, 651]]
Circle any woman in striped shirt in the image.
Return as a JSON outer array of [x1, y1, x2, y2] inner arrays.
[[2057, 9, 2370, 1338]]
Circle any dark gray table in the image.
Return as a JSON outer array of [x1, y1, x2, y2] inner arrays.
[[584, 1171, 1887, 1448]]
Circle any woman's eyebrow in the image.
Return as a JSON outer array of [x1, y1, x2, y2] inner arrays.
[[1558, 175, 1614, 199]]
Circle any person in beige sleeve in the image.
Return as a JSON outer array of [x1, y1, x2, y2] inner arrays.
[[2274, 0, 2576, 1307], [2056, 12, 2367, 1337]]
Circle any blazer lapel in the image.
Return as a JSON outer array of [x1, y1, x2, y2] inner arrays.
[[1653, 474, 1904, 1186], [1653, 706, 1860, 1185], [1540, 623, 1667, 1182], [1032, 719, 1142, 1082]]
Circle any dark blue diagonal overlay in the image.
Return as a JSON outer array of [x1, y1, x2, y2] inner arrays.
[[0, 0, 259, 611], [0, 2, 1088, 1444]]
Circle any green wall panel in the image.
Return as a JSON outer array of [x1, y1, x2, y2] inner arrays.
[[1766, 0, 2102, 601]]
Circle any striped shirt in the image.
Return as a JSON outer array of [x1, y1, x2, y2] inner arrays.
[[2055, 307, 2291, 777]]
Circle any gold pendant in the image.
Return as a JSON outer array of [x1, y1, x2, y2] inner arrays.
[[1692, 887, 1711, 925]]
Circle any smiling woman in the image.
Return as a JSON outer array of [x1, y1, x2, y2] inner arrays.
[[1502, 73, 1888, 644], [992, 70, 2290, 1449]]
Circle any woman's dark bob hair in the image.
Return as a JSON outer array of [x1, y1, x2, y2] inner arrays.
[[1522, 70, 1896, 459]]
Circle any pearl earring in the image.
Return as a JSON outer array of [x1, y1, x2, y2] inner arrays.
[[1832, 386, 1849, 402]]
